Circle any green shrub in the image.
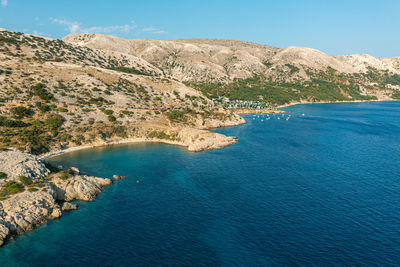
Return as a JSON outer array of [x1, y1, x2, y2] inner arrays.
[[110, 67, 150, 76], [11, 106, 33, 118], [0, 172, 7, 179], [32, 83, 54, 102], [59, 169, 74, 180], [107, 115, 116, 122], [57, 107, 68, 112], [2, 181, 24, 195], [165, 110, 187, 123], [36, 103, 51, 113], [19, 176, 32, 186], [102, 109, 114, 115], [28, 188, 38, 192], [0, 116, 28, 127], [45, 114, 64, 129]]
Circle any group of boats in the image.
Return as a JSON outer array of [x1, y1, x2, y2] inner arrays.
[[251, 113, 305, 122]]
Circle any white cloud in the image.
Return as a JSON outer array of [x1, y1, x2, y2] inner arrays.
[[1, 0, 8, 7], [51, 18, 136, 34], [32, 30, 44, 36], [141, 27, 167, 34], [51, 18, 168, 37], [84, 24, 133, 33], [52, 18, 82, 33]]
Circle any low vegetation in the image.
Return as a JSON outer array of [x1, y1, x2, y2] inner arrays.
[[1, 181, 25, 195], [58, 169, 74, 180]]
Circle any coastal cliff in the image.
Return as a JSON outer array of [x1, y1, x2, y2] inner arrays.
[[0, 150, 112, 247]]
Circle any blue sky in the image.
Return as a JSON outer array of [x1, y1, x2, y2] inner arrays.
[[0, 0, 399, 57]]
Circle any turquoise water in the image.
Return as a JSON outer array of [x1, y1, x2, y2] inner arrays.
[[1, 102, 400, 266]]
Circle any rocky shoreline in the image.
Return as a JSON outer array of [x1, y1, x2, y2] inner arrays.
[[41, 134, 240, 161], [40, 115, 246, 160], [0, 150, 115, 247], [0, 116, 245, 247]]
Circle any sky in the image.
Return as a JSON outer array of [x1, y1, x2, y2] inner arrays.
[[0, 0, 399, 57]]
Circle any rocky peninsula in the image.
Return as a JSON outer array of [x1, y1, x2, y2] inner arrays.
[[0, 150, 113, 247]]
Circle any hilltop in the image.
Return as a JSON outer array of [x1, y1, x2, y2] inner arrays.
[[63, 33, 400, 104]]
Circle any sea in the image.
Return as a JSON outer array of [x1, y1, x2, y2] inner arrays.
[[1, 101, 400, 266]]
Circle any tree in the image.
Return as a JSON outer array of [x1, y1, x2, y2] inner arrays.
[[46, 114, 65, 130], [11, 106, 33, 118]]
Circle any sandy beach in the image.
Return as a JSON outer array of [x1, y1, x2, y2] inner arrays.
[[38, 138, 188, 161]]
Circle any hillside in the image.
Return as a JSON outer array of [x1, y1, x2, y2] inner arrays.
[[63, 33, 400, 104], [0, 29, 244, 155]]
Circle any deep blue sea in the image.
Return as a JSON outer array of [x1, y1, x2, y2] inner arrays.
[[1, 102, 400, 266]]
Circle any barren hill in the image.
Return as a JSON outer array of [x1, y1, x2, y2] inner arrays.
[[63, 33, 400, 83]]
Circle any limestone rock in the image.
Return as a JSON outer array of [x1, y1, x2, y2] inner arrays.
[[0, 149, 112, 247], [71, 167, 80, 174], [0, 191, 60, 235], [0, 222, 9, 247], [50, 175, 112, 202], [178, 128, 239, 152], [62, 202, 79, 211], [0, 150, 49, 181], [113, 175, 126, 180]]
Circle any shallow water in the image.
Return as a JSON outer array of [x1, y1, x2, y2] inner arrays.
[[1, 102, 400, 266]]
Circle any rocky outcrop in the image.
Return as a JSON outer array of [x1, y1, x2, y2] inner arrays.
[[113, 175, 126, 180], [0, 150, 113, 247], [50, 175, 112, 202], [61, 202, 79, 211], [0, 221, 10, 247], [177, 128, 238, 152], [0, 191, 61, 234], [0, 150, 49, 181], [193, 111, 246, 129]]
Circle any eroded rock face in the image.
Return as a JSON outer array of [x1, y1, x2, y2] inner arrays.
[[50, 175, 112, 202], [0, 150, 50, 181], [0, 222, 10, 247], [0, 191, 61, 234]]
